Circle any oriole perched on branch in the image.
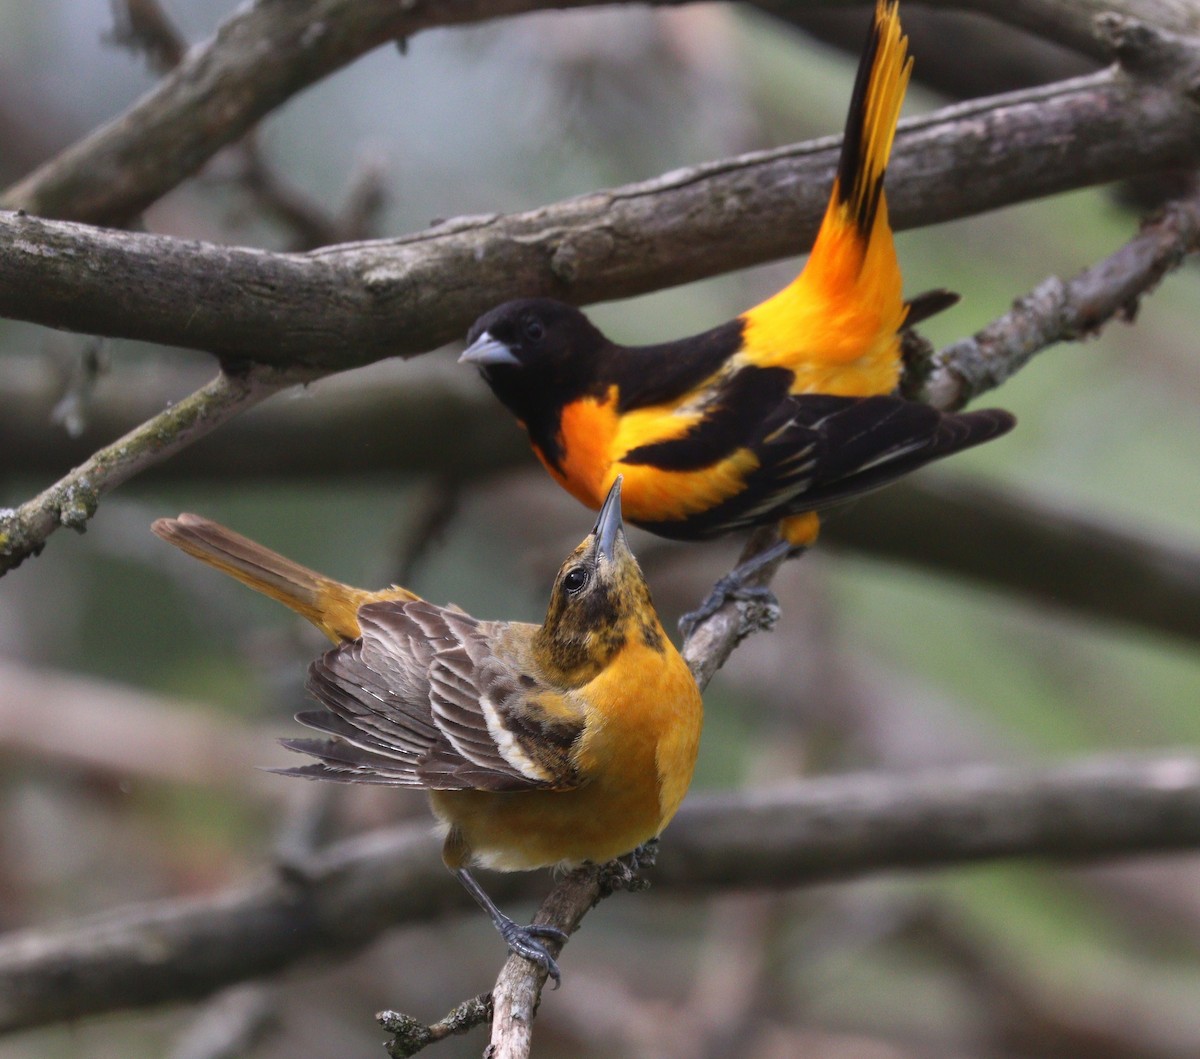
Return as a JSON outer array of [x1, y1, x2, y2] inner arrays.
[[153, 478, 701, 983], [461, 0, 1015, 628]]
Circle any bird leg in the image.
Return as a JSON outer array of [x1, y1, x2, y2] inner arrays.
[[679, 539, 801, 639], [454, 867, 569, 987]]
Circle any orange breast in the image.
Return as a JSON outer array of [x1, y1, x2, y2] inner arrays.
[[431, 638, 702, 872], [547, 384, 765, 527], [542, 390, 622, 510]]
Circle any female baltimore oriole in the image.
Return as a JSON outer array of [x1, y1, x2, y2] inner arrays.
[[152, 478, 701, 984], [460, 0, 1015, 627]]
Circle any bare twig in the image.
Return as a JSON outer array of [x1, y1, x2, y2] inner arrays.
[[0, 365, 303, 574], [167, 983, 280, 1059], [107, 0, 386, 250], [47, 336, 108, 439], [923, 187, 1200, 410], [378, 994, 493, 1058], [0, 357, 522, 480], [3, 753, 1200, 1035], [390, 478, 463, 586], [228, 136, 388, 250]]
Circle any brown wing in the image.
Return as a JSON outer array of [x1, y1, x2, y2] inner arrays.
[[274, 600, 586, 792]]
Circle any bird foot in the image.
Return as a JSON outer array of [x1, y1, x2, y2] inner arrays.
[[599, 839, 659, 896], [496, 915, 567, 987], [678, 576, 781, 641]]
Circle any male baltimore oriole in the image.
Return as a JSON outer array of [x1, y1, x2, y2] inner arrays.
[[152, 478, 701, 983], [460, 0, 1015, 627]]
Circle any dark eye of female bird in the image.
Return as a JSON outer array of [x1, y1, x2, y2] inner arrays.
[[562, 566, 589, 594], [522, 315, 545, 343]]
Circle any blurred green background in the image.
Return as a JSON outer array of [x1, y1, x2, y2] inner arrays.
[[1, 2, 1199, 1056]]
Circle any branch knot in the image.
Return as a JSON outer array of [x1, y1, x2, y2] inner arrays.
[[1095, 14, 1198, 81]]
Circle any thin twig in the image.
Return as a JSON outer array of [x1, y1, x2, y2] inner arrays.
[[0, 365, 304, 575], [167, 983, 279, 1059], [378, 994, 493, 1058], [390, 478, 463, 587], [923, 187, 1200, 410], [227, 136, 389, 250]]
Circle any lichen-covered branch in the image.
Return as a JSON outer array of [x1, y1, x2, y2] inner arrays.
[[0, 366, 302, 574], [923, 185, 1200, 410]]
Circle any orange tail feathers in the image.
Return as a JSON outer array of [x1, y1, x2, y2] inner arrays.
[[742, 0, 912, 389], [833, 0, 911, 249], [805, 0, 910, 331], [152, 514, 418, 643]]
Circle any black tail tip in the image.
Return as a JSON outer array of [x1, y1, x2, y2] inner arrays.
[[947, 407, 1018, 450]]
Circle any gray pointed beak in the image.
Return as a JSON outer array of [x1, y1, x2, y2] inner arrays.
[[593, 476, 624, 562], [459, 331, 520, 368]]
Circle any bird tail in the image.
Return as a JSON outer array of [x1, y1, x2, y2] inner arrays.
[[152, 513, 417, 643], [831, 0, 911, 255], [741, 0, 912, 392]]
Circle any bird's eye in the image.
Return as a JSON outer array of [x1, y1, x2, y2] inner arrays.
[[522, 315, 545, 343], [562, 566, 589, 594]]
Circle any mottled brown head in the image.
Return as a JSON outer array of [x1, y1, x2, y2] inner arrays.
[[535, 477, 664, 687]]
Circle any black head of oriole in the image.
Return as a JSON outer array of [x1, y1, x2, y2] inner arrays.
[[152, 477, 702, 984], [460, 0, 1016, 627]]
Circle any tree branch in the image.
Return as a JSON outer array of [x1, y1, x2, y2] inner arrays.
[[923, 186, 1200, 410], [3, 39, 1200, 367], [5, 0, 1197, 227], [2, 752, 1199, 1036], [824, 475, 1200, 646], [0, 0, 624, 225], [0, 365, 303, 573]]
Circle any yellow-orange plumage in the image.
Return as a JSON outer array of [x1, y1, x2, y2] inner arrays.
[[153, 480, 702, 983], [435, 634, 699, 870], [742, 0, 910, 398], [462, 1, 1015, 622], [151, 512, 417, 642]]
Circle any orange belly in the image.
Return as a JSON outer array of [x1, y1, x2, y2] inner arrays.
[[431, 640, 702, 871]]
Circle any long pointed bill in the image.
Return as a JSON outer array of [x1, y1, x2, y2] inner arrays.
[[593, 476, 624, 562], [459, 331, 520, 367]]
